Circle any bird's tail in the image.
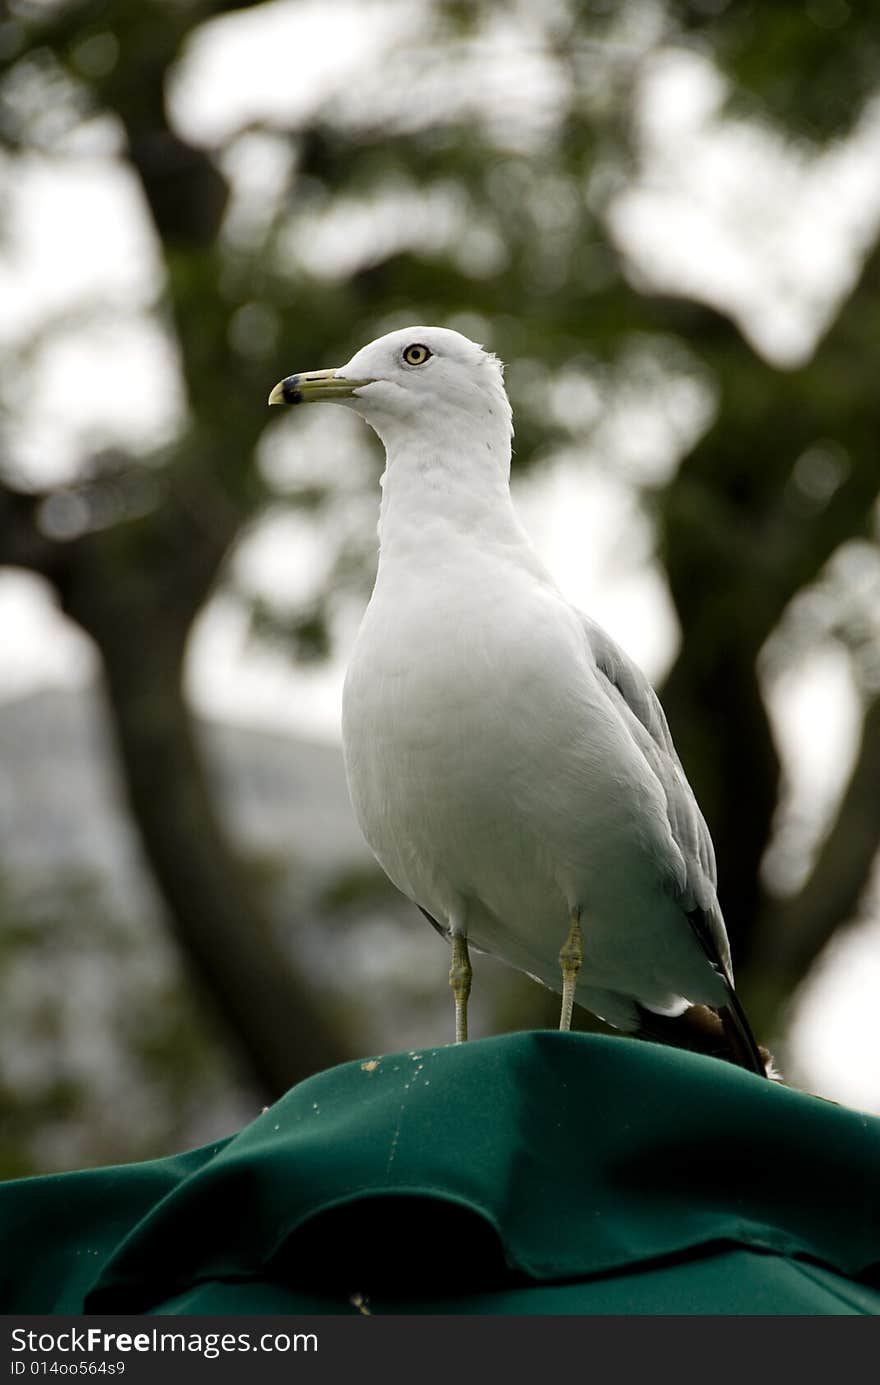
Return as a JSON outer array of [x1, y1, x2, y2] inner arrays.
[[674, 906, 775, 1078], [719, 985, 771, 1076], [634, 999, 774, 1078]]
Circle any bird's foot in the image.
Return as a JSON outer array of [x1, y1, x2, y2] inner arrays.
[[558, 910, 583, 1032], [449, 934, 472, 1043]]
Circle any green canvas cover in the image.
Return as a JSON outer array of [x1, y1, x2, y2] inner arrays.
[[1, 1031, 878, 1315]]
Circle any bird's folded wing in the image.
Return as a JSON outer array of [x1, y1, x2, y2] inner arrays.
[[582, 616, 731, 974]]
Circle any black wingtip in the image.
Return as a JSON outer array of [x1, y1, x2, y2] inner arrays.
[[682, 907, 770, 1077], [719, 989, 770, 1078], [635, 1000, 770, 1077]]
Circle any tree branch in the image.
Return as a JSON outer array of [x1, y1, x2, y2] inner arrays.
[[750, 692, 880, 1007], [58, 492, 352, 1096]]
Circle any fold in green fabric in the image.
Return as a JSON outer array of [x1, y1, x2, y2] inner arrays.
[[1, 1032, 878, 1315]]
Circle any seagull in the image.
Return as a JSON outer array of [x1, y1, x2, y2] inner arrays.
[[269, 326, 768, 1077]]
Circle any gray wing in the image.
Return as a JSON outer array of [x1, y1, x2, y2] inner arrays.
[[581, 615, 732, 981]]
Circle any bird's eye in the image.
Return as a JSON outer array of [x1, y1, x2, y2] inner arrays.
[[402, 343, 432, 366]]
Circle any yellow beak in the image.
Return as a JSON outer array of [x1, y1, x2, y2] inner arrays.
[[267, 367, 373, 406]]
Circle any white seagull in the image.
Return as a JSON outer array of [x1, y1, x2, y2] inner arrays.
[[269, 326, 768, 1077]]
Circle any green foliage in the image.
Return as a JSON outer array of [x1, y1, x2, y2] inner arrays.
[[680, 2, 880, 140]]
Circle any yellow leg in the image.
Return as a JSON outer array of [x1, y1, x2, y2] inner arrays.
[[558, 909, 583, 1032], [449, 934, 472, 1044]]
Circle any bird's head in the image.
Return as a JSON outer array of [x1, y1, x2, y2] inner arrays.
[[268, 326, 512, 456]]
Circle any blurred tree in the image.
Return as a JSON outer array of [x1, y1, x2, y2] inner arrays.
[[0, 863, 250, 1177], [0, 0, 878, 1145]]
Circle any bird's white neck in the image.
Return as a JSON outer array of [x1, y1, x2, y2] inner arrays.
[[368, 403, 525, 566]]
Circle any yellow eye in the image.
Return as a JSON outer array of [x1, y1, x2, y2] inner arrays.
[[402, 343, 432, 366]]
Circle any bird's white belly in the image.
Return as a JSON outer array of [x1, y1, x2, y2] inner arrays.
[[342, 564, 716, 1019]]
